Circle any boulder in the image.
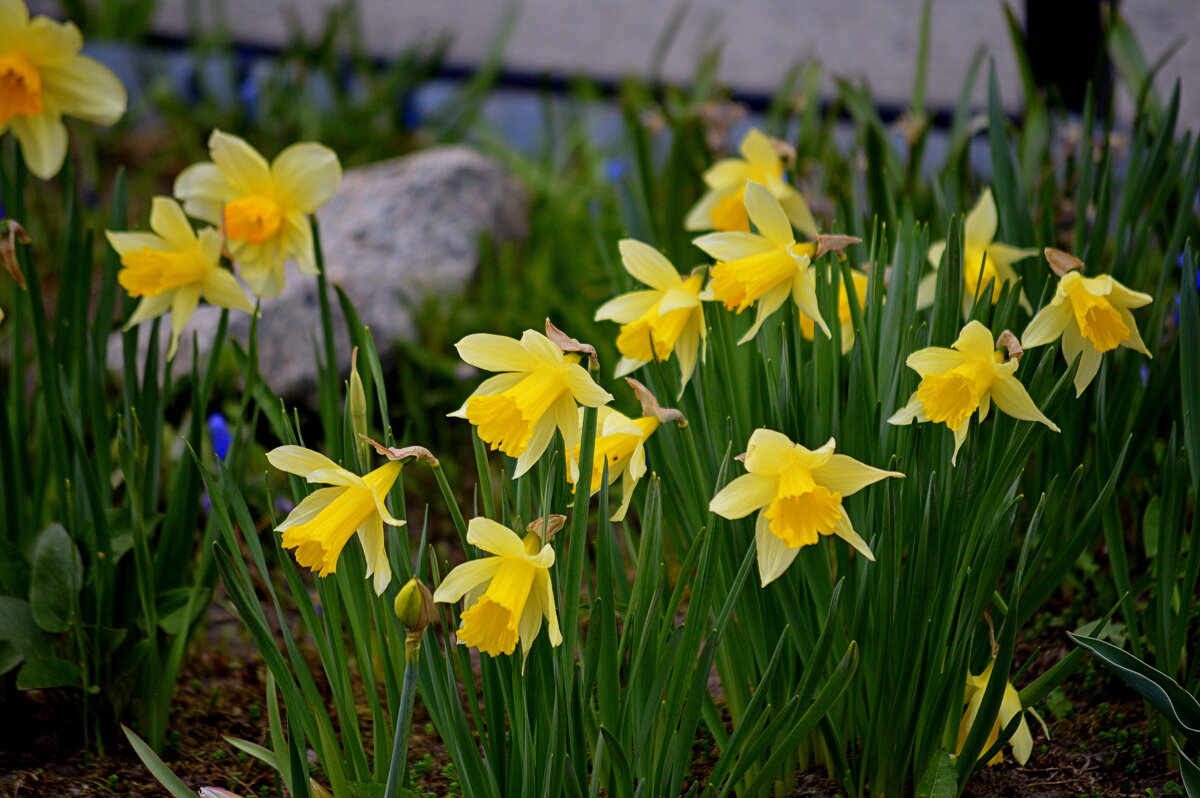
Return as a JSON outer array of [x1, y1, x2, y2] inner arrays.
[[109, 145, 528, 400]]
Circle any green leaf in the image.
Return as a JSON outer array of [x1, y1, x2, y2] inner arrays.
[[122, 725, 199, 798], [1069, 633, 1200, 747], [16, 657, 81, 689], [0, 640, 22, 676], [915, 748, 957, 798], [223, 736, 279, 770], [0, 596, 56, 660], [0, 539, 30, 597], [29, 523, 82, 633]]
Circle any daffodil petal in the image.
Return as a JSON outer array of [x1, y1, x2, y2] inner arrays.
[[563, 363, 613, 407], [594, 289, 661, 324], [284, 212, 318, 274], [779, 188, 820, 239], [710, 472, 777, 519], [201, 268, 256, 314], [906, 346, 966, 375], [743, 181, 793, 247], [989, 375, 1059, 430], [658, 284, 701, 314], [124, 292, 173, 328], [619, 239, 680, 292], [356, 513, 392, 595], [272, 142, 341, 214], [42, 55, 126, 125], [1117, 307, 1151, 355], [703, 158, 751, 190], [448, 372, 524, 418], [739, 280, 791, 343], [832, 513, 875, 561], [964, 188, 998, 247], [105, 231, 168, 256], [537, 569, 562, 646], [10, 112, 68, 180], [22, 16, 82, 66], [173, 162, 227, 224], [275, 487, 343, 531], [813, 454, 902, 496], [684, 189, 722, 231], [743, 428, 798, 474], [791, 266, 830, 338], [433, 557, 503, 603], [456, 333, 540, 373], [267, 445, 344, 478], [755, 512, 801, 587], [692, 231, 776, 262], [953, 320, 995, 358], [514, 411, 558, 479], [1021, 300, 1072, 348], [168, 284, 201, 360], [149, 197, 197, 250], [520, 329, 563, 367], [927, 240, 947, 269], [208, 129, 272, 195], [613, 356, 646, 379], [887, 393, 927, 425]]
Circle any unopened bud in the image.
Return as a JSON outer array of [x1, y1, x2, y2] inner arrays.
[[0, 219, 30, 289], [394, 577, 434, 662], [309, 780, 334, 798], [348, 348, 369, 462]]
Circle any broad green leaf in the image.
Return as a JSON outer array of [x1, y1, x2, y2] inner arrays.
[[1070, 633, 1200, 747], [915, 748, 957, 798], [16, 657, 81, 689], [156, 587, 212, 636], [0, 596, 56, 659], [0, 640, 22, 676], [29, 523, 82, 633], [1175, 739, 1200, 798]]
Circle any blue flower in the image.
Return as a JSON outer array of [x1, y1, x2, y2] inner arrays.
[[208, 412, 232, 461]]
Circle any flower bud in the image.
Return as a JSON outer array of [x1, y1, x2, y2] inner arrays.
[[394, 577, 434, 662], [348, 348, 369, 462]]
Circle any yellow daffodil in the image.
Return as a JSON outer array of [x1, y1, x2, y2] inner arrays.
[[694, 182, 829, 344], [1021, 248, 1152, 396], [594, 239, 706, 390], [106, 197, 255, 359], [685, 128, 818, 237], [0, 0, 125, 179], [174, 129, 342, 298], [709, 428, 902, 586], [267, 445, 404, 595], [450, 327, 613, 477], [920, 189, 1037, 314], [888, 321, 1059, 463], [800, 268, 869, 353], [569, 406, 659, 522], [956, 658, 1032, 766], [433, 517, 562, 661]]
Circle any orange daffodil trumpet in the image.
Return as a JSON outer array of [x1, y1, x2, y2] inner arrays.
[[888, 321, 1059, 463], [956, 658, 1033, 766], [174, 129, 342, 298], [921, 189, 1037, 315], [106, 197, 255, 359], [595, 239, 706, 390], [433, 517, 562, 662], [267, 445, 405, 595], [694, 181, 829, 344], [685, 127, 818, 237], [0, 0, 126, 179], [1021, 248, 1152, 396], [451, 325, 613, 477], [709, 429, 902, 586]]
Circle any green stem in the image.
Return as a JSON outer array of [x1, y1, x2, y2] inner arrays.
[[384, 659, 420, 798]]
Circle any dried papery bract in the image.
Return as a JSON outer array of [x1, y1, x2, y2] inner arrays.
[[0, 219, 30, 288], [1044, 247, 1083, 277], [360, 435, 440, 467], [545, 318, 599, 369], [626, 377, 687, 428], [526, 513, 566, 543]]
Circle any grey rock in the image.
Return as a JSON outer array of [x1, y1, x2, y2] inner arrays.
[[109, 145, 528, 400]]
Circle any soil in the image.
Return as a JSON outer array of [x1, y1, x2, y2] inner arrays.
[[0, 609, 1183, 798]]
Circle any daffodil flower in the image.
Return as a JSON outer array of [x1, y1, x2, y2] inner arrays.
[[569, 406, 660, 522], [920, 189, 1037, 315], [888, 321, 1059, 463], [709, 428, 902, 586], [106, 197, 256, 359], [685, 128, 818, 237], [956, 658, 1033, 766], [174, 129, 342, 299], [267, 445, 404, 595], [451, 328, 613, 477], [0, 0, 126, 179], [594, 239, 706, 390], [433, 517, 562, 662], [800, 268, 869, 353], [1021, 249, 1152, 396], [694, 182, 829, 344]]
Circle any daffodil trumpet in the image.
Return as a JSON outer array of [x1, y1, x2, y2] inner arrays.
[[709, 428, 902, 586], [433, 517, 562, 663], [1021, 248, 1152, 396], [888, 321, 1059, 464], [267, 445, 405, 595]]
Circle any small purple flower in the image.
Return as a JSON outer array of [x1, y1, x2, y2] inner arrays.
[[208, 412, 232, 461], [604, 158, 628, 183], [1139, 364, 1150, 385]]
